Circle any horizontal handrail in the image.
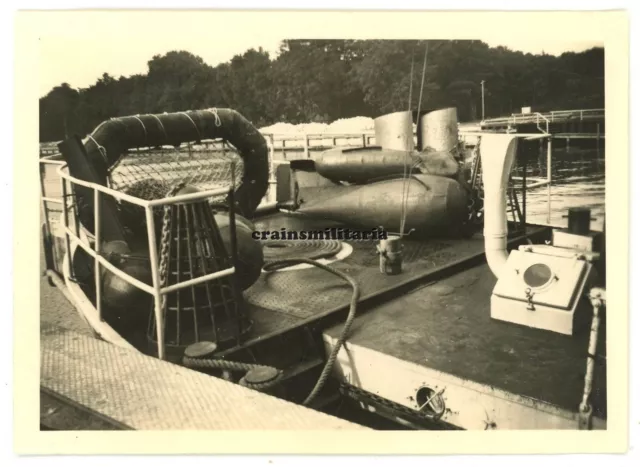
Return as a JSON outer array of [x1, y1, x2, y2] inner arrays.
[[40, 155, 65, 165], [64, 226, 156, 295], [161, 267, 235, 295], [57, 164, 230, 209], [482, 108, 604, 127]]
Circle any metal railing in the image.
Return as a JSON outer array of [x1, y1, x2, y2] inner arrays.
[[481, 108, 605, 128], [53, 161, 236, 360], [262, 132, 379, 159]]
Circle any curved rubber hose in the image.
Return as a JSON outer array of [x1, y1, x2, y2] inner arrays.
[[81, 108, 269, 223], [263, 258, 360, 407]]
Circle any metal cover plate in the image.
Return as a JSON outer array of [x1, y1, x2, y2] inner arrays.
[[41, 325, 367, 430], [493, 250, 588, 310]]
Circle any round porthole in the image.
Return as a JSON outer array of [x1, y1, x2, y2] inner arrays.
[[523, 263, 553, 288]]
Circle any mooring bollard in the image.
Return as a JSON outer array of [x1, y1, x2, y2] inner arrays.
[[377, 235, 403, 275]]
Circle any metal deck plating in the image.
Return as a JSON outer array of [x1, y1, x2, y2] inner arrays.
[[41, 324, 368, 430]]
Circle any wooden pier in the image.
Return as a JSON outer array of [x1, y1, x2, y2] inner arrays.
[[478, 108, 605, 135]]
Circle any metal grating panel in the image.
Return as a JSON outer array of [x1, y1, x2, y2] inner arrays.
[[41, 325, 368, 430], [245, 236, 482, 319]]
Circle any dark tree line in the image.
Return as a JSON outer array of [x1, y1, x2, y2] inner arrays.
[[39, 40, 604, 142]]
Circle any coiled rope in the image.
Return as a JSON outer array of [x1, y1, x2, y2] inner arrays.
[[264, 258, 360, 406]]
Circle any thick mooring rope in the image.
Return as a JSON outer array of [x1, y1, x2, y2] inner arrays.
[[263, 258, 360, 407], [182, 356, 283, 391], [183, 258, 360, 404]]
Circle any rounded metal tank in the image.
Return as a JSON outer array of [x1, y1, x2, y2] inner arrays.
[[314, 147, 417, 184], [374, 111, 415, 151], [419, 107, 458, 152], [297, 174, 468, 235]]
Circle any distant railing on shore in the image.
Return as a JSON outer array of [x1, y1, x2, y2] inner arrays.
[[481, 108, 605, 128]]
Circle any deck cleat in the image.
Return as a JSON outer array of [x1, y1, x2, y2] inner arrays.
[[184, 341, 218, 359]]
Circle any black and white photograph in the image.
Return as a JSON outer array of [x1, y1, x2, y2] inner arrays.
[[11, 6, 631, 456]]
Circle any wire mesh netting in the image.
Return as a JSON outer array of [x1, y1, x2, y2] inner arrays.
[[107, 140, 246, 203]]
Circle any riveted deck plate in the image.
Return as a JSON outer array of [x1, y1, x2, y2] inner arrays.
[[41, 325, 368, 430]]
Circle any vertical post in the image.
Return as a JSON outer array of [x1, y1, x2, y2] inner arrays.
[[94, 189, 102, 321], [146, 206, 165, 361], [332, 136, 337, 147], [268, 134, 275, 161], [39, 163, 55, 271], [522, 146, 527, 231], [228, 189, 239, 271], [566, 137, 570, 152], [304, 134, 310, 159], [362, 134, 367, 148], [39, 163, 50, 237], [72, 185, 80, 240], [266, 136, 275, 203], [228, 163, 239, 269], [60, 176, 73, 279], [547, 136, 552, 225], [481, 80, 485, 121], [281, 139, 286, 159]]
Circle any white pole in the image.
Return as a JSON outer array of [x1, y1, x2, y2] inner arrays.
[[304, 134, 310, 158], [94, 189, 102, 321], [547, 137, 552, 225], [481, 80, 486, 121], [146, 206, 165, 360]]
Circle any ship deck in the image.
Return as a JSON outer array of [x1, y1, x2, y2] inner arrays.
[[239, 212, 538, 344], [41, 207, 606, 429], [323, 260, 607, 426]]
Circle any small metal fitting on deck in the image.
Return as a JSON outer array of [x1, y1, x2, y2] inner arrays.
[[377, 235, 403, 275], [588, 287, 606, 308]]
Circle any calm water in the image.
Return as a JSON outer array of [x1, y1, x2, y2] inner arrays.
[[512, 145, 605, 232]]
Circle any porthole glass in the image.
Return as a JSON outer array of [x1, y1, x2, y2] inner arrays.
[[523, 263, 553, 288]]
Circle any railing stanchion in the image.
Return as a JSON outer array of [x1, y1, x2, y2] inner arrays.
[[304, 134, 310, 158], [60, 177, 73, 279], [546, 136, 552, 225], [94, 189, 102, 321], [145, 206, 165, 361]]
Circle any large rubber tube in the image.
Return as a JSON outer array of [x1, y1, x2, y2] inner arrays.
[[81, 108, 269, 224]]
